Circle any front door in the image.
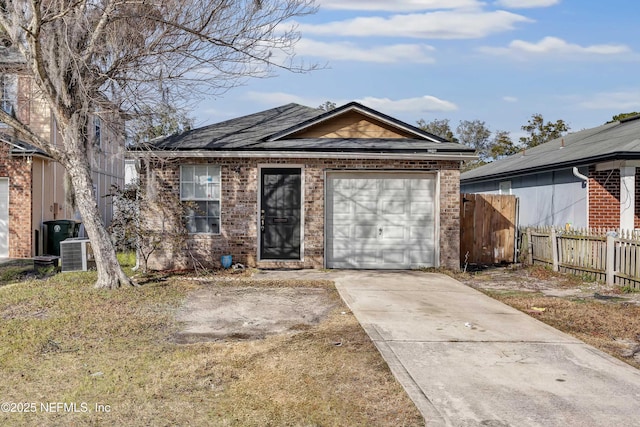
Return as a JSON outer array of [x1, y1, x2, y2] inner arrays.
[[260, 168, 301, 260]]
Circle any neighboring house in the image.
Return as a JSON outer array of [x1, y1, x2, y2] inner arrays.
[[135, 102, 476, 270], [0, 48, 125, 258], [460, 115, 640, 230]]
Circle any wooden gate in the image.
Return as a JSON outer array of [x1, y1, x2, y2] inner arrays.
[[460, 193, 518, 264]]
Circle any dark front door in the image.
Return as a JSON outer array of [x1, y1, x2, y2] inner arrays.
[[260, 168, 301, 260]]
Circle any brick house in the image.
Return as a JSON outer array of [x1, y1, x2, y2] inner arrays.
[[0, 48, 125, 258], [460, 115, 640, 230], [135, 102, 475, 270]]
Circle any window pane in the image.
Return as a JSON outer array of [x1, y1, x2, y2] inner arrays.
[[194, 182, 208, 199], [182, 166, 194, 182], [209, 166, 221, 183], [194, 218, 210, 233], [194, 165, 208, 181], [210, 219, 220, 234], [208, 183, 220, 200], [207, 201, 220, 217], [181, 183, 194, 199], [185, 217, 197, 233]]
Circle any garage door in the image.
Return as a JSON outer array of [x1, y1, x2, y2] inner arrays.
[[0, 178, 8, 258], [326, 172, 437, 269]]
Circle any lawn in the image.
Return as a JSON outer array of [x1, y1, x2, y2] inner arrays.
[[0, 260, 423, 426]]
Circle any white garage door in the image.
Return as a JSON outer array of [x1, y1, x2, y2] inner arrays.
[[326, 172, 438, 269], [0, 178, 8, 258]]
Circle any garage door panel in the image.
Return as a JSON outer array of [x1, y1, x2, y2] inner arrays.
[[354, 200, 377, 214], [409, 249, 435, 264], [355, 225, 378, 239], [383, 251, 406, 264], [381, 200, 406, 215], [382, 226, 405, 240], [410, 226, 435, 240], [327, 172, 437, 269]]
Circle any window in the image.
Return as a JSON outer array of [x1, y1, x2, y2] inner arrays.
[[499, 181, 512, 195], [180, 165, 221, 234], [94, 115, 102, 147], [0, 74, 16, 115]]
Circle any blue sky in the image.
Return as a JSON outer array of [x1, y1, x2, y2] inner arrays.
[[193, 0, 640, 141]]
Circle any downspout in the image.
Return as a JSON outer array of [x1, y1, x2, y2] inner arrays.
[[573, 167, 589, 228]]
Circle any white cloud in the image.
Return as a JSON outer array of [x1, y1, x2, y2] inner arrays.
[[295, 39, 436, 63], [494, 0, 560, 8], [479, 36, 631, 59], [318, 0, 482, 11], [356, 95, 458, 114], [242, 93, 458, 116], [577, 91, 640, 111], [296, 11, 532, 39], [503, 96, 518, 102]]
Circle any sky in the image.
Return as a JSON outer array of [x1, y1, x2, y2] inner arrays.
[[192, 0, 640, 141]]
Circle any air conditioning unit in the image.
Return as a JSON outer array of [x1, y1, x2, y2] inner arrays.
[[60, 238, 95, 272]]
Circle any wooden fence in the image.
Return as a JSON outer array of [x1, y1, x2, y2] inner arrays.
[[460, 193, 518, 264], [522, 227, 640, 289]]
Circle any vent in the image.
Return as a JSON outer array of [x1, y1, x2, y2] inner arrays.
[[60, 238, 95, 272]]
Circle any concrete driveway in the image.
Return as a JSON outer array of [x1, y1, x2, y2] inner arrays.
[[330, 270, 640, 427]]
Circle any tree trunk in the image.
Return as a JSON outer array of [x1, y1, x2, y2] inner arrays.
[[62, 133, 134, 289]]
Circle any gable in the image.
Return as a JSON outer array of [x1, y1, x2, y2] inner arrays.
[[283, 111, 418, 140]]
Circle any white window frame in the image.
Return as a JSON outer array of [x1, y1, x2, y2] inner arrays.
[[93, 115, 102, 148], [180, 164, 221, 235], [0, 74, 17, 117]]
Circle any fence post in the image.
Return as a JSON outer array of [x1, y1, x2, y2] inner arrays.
[[606, 234, 615, 286], [551, 228, 559, 272], [526, 228, 533, 265]]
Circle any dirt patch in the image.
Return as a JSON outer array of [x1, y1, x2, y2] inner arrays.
[[173, 286, 338, 344]]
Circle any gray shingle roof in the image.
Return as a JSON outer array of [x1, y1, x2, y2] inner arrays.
[[151, 103, 321, 150], [461, 116, 640, 183], [146, 102, 475, 155]]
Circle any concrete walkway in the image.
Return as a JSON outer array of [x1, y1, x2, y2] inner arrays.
[[329, 270, 640, 427]]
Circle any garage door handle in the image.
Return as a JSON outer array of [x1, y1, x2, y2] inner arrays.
[[379, 227, 382, 236]]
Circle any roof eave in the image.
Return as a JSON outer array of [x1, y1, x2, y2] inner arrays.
[[461, 152, 640, 183], [129, 149, 477, 162]]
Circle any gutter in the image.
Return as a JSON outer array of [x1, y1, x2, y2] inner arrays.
[[128, 150, 478, 162], [573, 167, 590, 228]]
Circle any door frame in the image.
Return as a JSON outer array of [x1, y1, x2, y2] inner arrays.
[[257, 164, 305, 262], [323, 169, 441, 269]]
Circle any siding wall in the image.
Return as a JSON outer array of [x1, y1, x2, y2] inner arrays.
[[0, 69, 125, 257], [461, 167, 589, 228]]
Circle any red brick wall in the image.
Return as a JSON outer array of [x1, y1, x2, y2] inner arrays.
[[0, 142, 33, 258], [143, 157, 461, 271], [588, 167, 640, 229]]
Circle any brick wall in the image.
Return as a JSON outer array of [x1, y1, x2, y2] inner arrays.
[[143, 157, 461, 271], [0, 142, 32, 258], [588, 167, 640, 229]]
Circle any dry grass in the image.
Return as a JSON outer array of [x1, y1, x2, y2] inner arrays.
[[0, 268, 423, 426], [467, 266, 640, 371]]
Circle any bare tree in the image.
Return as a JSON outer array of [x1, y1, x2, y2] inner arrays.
[[0, 0, 317, 288]]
